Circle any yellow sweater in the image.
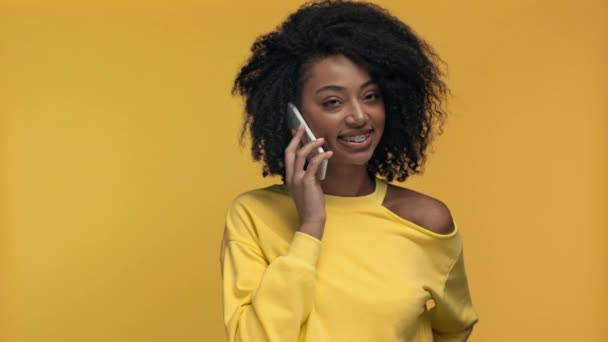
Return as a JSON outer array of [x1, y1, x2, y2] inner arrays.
[[220, 178, 478, 342]]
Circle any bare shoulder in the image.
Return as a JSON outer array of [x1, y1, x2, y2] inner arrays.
[[383, 183, 455, 235]]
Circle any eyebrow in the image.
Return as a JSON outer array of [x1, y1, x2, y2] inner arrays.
[[315, 79, 377, 94]]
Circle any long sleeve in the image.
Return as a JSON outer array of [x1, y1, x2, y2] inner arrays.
[[430, 246, 479, 342], [220, 198, 321, 342]]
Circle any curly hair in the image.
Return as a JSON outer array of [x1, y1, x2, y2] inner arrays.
[[232, 0, 449, 183]]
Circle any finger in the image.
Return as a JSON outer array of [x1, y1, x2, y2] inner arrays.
[[295, 125, 305, 134], [304, 151, 333, 181], [285, 125, 305, 154], [285, 126, 305, 182], [298, 136, 326, 160], [294, 138, 325, 177]]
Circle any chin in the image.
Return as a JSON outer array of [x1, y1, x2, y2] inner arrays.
[[330, 152, 375, 167]]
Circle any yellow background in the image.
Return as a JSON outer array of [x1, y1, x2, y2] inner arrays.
[[1, 0, 606, 341]]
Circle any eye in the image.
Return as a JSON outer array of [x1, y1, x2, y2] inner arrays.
[[322, 98, 342, 108], [363, 92, 381, 102]]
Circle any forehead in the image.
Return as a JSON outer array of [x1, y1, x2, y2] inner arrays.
[[303, 55, 372, 88]]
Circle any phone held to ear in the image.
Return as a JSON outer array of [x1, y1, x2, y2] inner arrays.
[[286, 102, 328, 180]]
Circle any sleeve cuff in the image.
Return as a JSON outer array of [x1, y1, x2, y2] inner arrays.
[[287, 232, 322, 266]]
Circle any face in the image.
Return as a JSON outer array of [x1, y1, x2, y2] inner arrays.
[[299, 55, 385, 167]]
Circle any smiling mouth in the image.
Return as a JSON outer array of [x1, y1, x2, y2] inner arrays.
[[338, 133, 370, 143], [338, 129, 373, 143], [336, 130, 374, 151]]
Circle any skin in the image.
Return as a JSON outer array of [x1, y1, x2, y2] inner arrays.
[[299, 54, 385, 198], [284, 54, 455, 240]]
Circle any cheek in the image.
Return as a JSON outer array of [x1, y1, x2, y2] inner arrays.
[[376, 109, 386, 130], [307, 121, 332, 143], [300, 114, 324, 138], [307, 116, 338, 140]]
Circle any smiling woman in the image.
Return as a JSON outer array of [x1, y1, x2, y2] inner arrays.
[[221, 1, 478, 341]]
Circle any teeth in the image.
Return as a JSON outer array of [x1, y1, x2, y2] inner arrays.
[[341, 133, 369, 142]]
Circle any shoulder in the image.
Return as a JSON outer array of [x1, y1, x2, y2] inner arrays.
[[225, 183, 293, 241], [230, 183, 289, 208], [226, 183, 294, 226], [383, 183, 455, 235]]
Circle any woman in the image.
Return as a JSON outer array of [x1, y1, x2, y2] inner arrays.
[[220, 1, 478, 341]]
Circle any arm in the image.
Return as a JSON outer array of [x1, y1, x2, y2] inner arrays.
[[220, 201, 320, 342], [430, 246, 479, 341]]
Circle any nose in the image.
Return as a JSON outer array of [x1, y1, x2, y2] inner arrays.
[[345, 101, 367, 127]]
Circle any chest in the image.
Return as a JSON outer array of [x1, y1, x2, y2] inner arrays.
[[309, 215, 435, 330]]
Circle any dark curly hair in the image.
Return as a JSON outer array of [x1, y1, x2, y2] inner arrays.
[[232, 0, 449, 183]]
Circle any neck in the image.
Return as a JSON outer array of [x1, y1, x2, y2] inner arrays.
[[320, 164, 375, 197]]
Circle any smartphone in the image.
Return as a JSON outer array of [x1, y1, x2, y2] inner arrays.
[[286, 102, 328, 180]]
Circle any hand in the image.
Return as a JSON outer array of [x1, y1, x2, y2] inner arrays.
[[284, 126, 333, 239]]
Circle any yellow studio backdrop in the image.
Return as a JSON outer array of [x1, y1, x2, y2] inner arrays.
[[1, 0, 606, 341]]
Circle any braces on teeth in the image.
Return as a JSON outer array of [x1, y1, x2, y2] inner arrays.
[[342, 134, 369, 142]]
